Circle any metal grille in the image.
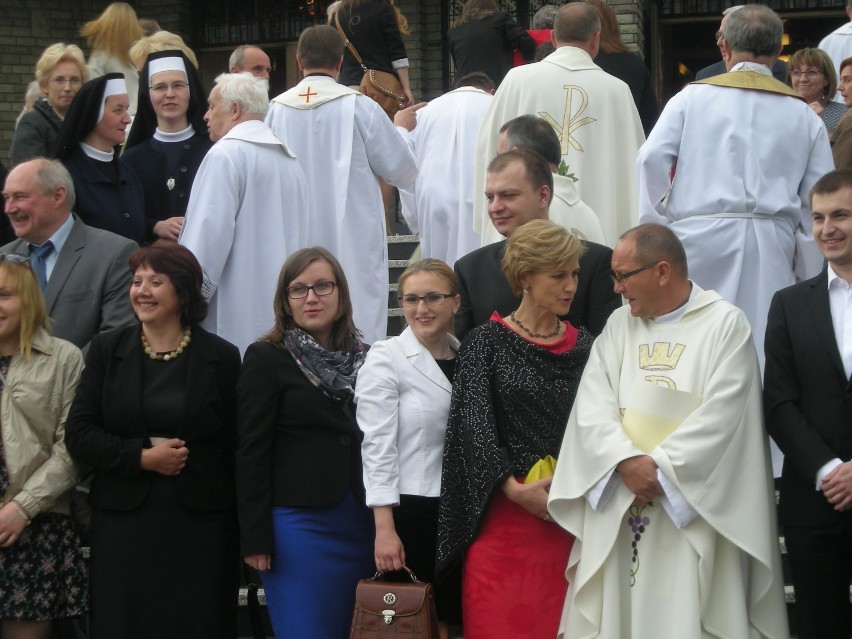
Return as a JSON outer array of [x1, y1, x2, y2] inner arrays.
[[659, 0, 845, 17], [196, 0, 330, 45]]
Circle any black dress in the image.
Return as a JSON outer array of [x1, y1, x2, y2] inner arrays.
[[65, 325, 241, 639]]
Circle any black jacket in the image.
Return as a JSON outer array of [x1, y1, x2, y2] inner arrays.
[[10, 98, 63, 166], [765, 268, 852, 528], [236, 341, 366, 555], [65, 324, 241, 513], [337, 0, 409, 86], [448, 11, 536, 86]]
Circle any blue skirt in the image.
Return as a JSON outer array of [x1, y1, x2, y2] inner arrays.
[[262, 491, 374, 639]]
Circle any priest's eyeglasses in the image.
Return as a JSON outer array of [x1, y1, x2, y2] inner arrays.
[[286, 281, 336, 299], [609, 261, 660, 284], [149, 81, 189, 94], [399, 293, 455, 307]]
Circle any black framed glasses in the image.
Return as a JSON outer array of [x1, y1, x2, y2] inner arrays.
[[399, 293, 455, 307], [609, 261, 660, 284], [286, 281, 336, 299]]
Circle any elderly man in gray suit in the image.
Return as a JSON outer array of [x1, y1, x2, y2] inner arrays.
[[2, 158, 136, 349]]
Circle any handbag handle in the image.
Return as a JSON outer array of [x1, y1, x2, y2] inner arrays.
[[333, 12, 369, 73], [370, 564, 422, 583]]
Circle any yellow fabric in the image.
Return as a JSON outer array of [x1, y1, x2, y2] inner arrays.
[[525, 455, 557, 483], [692, 70, 801, 99], [621, 382, 701, 453]]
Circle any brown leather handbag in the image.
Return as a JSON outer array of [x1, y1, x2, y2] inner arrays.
[[333, 14, 407, 118], [349, 566, 439, 638]]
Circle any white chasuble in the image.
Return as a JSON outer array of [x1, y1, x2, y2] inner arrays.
[[180, 120, 310, 355], [549, 286, 788, 639], [267, 76, 418, 344], [472, 46, 644, 247], [637, 68, 834, 374], [397, 86, 493, 266]]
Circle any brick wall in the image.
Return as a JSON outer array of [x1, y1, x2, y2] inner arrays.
[[612, 0, 646, 57], [0, 0, 195, 166]]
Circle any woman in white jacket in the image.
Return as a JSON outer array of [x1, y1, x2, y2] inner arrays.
[[355, 259, 462, 638]]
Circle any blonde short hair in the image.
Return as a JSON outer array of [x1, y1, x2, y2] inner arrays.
[[502, 220, 585, 296], [130, 30, 199, 70], [0, 260, 50, 360], [35, 43, 89, 88]]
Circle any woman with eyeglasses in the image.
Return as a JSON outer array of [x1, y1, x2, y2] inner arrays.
[[436, 220, 593, 639], [0, 254, 87, 639], [123, 49, 212, 242], [787, 48, 846, 133], [354, 259, 463, 638], [10, 43, 89, 166], [237, 247, 374, 639]]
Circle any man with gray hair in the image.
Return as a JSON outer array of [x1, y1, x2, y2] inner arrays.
[[179, 73, 310, 354], [695, 5, 787, 81], [472, 2, 644, 248], [2, 158, 136, 349], [265, 25, 416, 344], [228, 44, 271, 80], [637, 3, 834, 390]]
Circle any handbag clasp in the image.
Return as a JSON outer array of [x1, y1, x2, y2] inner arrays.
[[382, 609, 395, 625]]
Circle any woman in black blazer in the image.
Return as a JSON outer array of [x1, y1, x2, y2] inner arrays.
[[65, 241, 241, 639], [237, 246, 373, 639]]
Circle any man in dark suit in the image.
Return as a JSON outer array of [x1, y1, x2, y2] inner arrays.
[[765, 168, 852, 639], [455, 148, 620, 340], [2, 158, 137, 349]]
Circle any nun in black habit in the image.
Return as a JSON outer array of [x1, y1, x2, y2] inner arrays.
[[53, 73, 146, 244], [122, 50, 212, 242]]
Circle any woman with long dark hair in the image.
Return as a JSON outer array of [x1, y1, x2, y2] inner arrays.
[[237, 247, 374, 639]]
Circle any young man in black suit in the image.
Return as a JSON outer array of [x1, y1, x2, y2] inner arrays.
[[765, 168, 852, 639], [454, 148, 620, 340]]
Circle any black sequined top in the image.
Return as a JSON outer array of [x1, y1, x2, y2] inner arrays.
[[436, 320, 592, 574]]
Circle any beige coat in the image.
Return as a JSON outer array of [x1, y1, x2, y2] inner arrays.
[[0, 328, 83, 518]]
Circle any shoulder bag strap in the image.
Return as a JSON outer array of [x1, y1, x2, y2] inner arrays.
[[333, 12, 368, 72]]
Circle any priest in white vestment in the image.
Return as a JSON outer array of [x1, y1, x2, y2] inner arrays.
[[180, 73, 310, 355], [396, 74, 493, 266], [548, 224, 788, 639], [638, 4, 834, 375], [472, 2, 643, 248], [265, 25, 417, 344]]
